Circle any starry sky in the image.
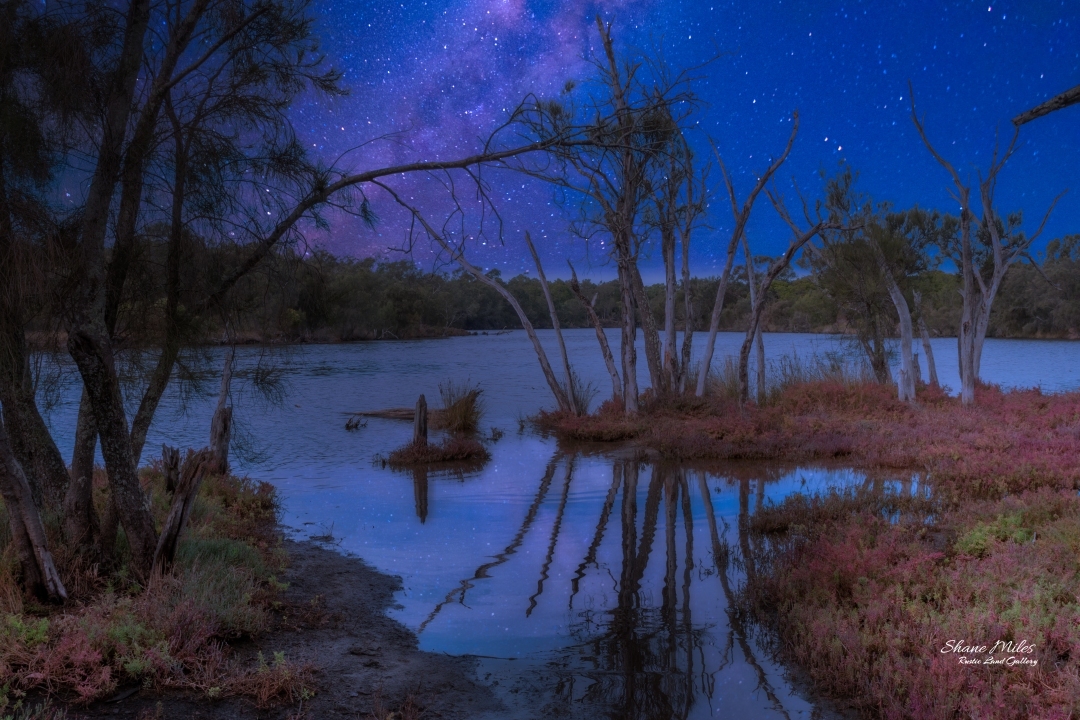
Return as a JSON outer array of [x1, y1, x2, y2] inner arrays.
[[291, 0, 1080, 280]]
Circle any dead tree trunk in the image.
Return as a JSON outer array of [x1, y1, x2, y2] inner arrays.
[[628, 255, 664, 396], [662, 223, 678, 391], [738, 221, 826, 403], [698, 117, 799, 397], [152, 448, 212, 575], [618, 264, 640, 414], [871, 242, 917, 402], [0, 415, 66, 600], [413, 394, 428, 446], [525, 232, 578, 415], [208, 348, 234, 475], [162, 445, 180, 494], [678, 221, 695, 394], [742, 236, 766, 402], [569, 265, 621, 407], [388, 199, 572, 414], [912, 291, 939, 387]]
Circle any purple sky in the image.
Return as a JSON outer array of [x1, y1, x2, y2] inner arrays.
[[291, 0, 1079, 281]]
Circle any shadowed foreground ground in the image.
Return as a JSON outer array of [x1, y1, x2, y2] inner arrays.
[[67, 540, 501, 720]]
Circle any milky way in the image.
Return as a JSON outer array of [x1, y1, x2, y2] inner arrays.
[[291, 0, 1080, 279]]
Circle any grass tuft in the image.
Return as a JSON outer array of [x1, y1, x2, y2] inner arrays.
[[436, 380, 484, 434]]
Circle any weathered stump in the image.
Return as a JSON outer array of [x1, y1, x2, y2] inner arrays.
[[0, 417, 66, 600], [413, 394, 428, 446], [162, 444, 180, 494], [153, 449, 213, 575]]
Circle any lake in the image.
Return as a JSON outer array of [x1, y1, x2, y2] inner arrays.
[[38, 330, 1080, 718]]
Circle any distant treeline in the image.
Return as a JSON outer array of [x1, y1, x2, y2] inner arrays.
[[202, 239, 1080, 342]]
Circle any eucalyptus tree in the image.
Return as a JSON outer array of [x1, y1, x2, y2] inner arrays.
[[695, 117, 800, 398], [910, 84, 1063, 405], [518, 17, 704, 412]]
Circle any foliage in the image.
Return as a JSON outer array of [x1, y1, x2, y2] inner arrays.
[[0, 470, 296, 706]]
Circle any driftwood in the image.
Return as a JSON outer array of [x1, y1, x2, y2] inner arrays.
[[153, 448, 213, 575], [347, 407, 448, 423], [413, 395, 428, 446], [0, 417, 66, 600]]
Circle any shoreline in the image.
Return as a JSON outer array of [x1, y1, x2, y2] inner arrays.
[[67, 538, 503, 720]]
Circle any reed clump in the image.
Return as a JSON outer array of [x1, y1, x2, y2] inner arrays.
[[435, 380, 485, 434]]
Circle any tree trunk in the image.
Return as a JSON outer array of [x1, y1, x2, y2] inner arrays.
[[152, 448, 212, 575], [0, 416, 66, 600], [438, 237, 574, 410], [208, 347, 234, 475], [525, 232, 577, 415], [65, 0, 157, 580], [696, 253, 740, 397], [629, 259, 664, 396], [68, 330, 158, 578], [738, 224, 822, 402], [662, 226, 678, 390], [873, 245, 917, 402], [742, 237, 766, 402], [413, 394, 428, 446], [64, 388, 100, 547], [0, 306, 70, 512], [618, 264, 640, 414], [958, 212, 977, 406], [912, 291, 939, 387], [678, 228, 694, 394], [568, 267, 621, 407]]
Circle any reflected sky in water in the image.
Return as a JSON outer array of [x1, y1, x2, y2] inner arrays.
[[36, 331, 1072, 718]]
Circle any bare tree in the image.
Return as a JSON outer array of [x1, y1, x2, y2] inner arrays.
[[518, 17, 703, 411], [568, 264, 622, 405], [376, 182, 573, 413], [696, 117, 799, 397], [912, 290, 939, 387], [737, 189, 829, 403], [525, 232, 578, 414], [910, 83, 1064, 405]]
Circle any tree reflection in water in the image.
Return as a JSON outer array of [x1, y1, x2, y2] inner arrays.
[[417, 453, 818, 719]]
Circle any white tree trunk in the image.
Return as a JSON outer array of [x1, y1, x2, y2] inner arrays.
[[525, 233, 578, 415]]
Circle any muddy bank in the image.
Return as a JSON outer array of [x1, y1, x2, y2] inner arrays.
[[67, 540, 502, 719]]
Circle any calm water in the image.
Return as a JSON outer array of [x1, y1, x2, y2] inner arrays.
[[39, 331, 1079, 719]]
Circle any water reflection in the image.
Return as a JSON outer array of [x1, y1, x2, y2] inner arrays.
[[404, 453, 867, 719]]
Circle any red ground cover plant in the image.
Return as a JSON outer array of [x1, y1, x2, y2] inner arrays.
[[0, 468, 311, 710], [540, 381, 1080, 499], [542, 381, 1080, 718]]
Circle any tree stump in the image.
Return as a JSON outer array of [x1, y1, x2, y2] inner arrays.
[[153, 449, 213, 575], [209, 348, 234, 474], [162, 445, 180, 494], [413, 394, 428, 446]]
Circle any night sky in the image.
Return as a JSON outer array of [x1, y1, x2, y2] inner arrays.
[[291, 0, 1080, 280]]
